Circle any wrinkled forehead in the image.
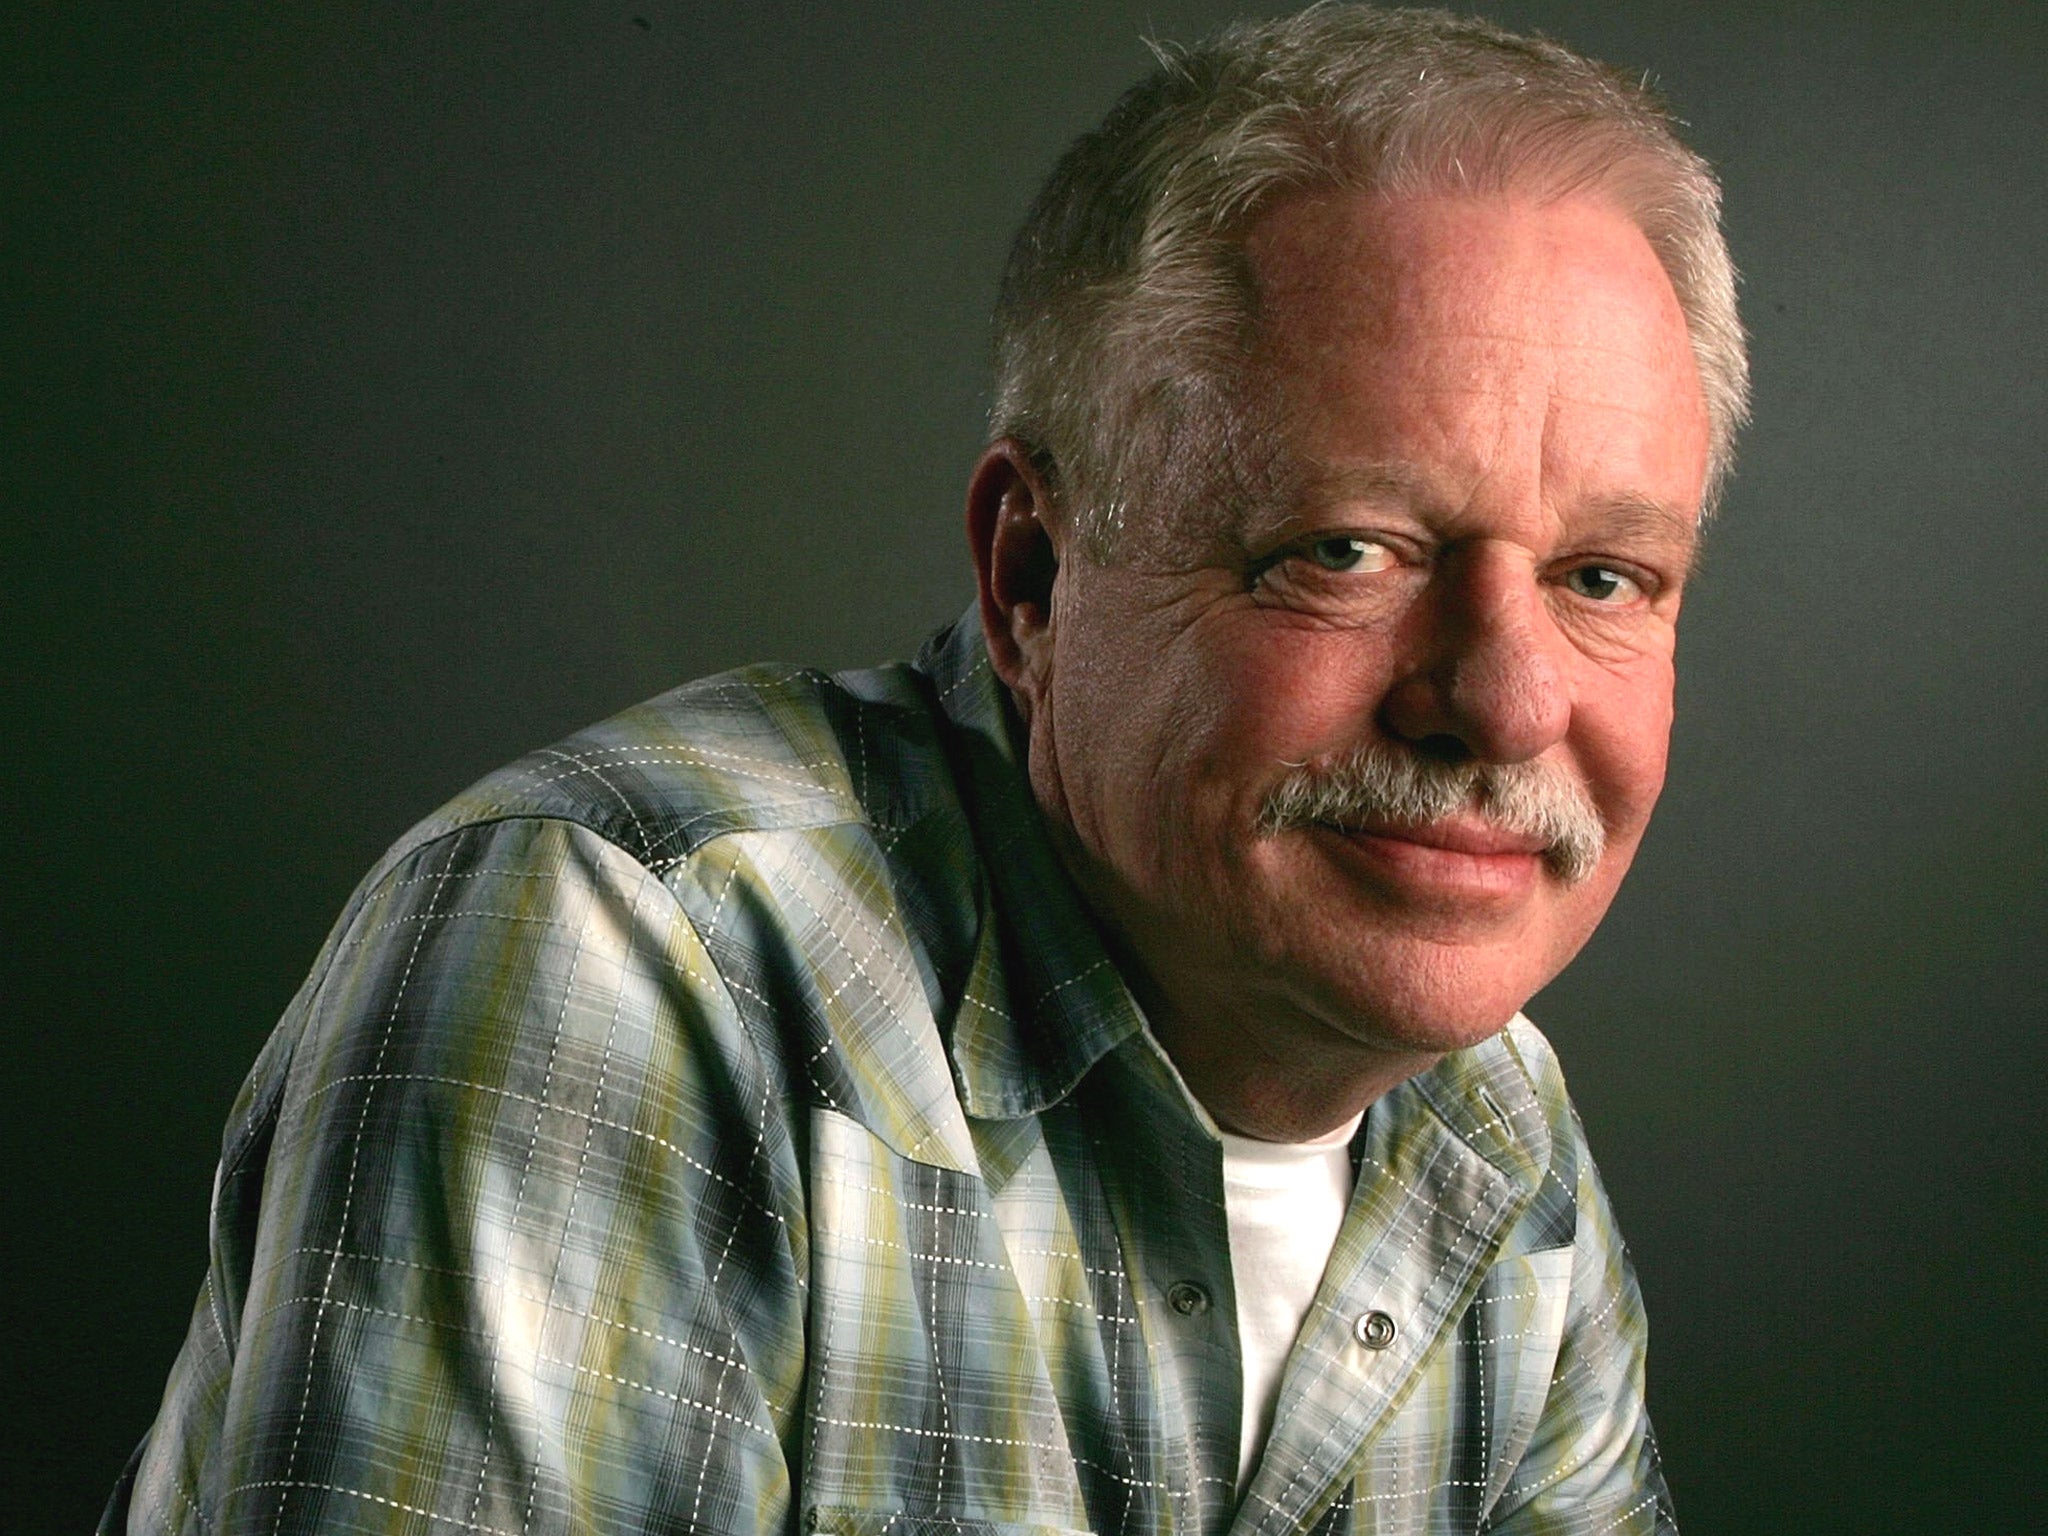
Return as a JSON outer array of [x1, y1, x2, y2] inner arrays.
[[1103, 188, 1707, 561], [1241, 194, 1703, 509], [1244, 187, 1697, 387]]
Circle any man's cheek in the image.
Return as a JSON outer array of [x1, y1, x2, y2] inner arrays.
[[1207, 636, 1383, 755], [1576, 663, 1675, 816]]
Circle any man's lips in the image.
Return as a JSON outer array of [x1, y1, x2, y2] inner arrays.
[[1306, 815, 1549, 902], [1315, 815, 1549, 858]]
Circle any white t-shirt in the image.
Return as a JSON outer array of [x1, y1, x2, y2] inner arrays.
[[1218, 1115, 1362, 1493]]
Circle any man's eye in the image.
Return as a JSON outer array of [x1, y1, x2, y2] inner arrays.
[[1302, 535, 1394, 573], [1562, 564, 1641, 603]]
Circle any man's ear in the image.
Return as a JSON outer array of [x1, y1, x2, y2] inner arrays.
[[966, 438, 1062, 723]]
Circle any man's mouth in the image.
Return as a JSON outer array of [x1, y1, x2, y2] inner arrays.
[[1319, 815, 1551, 859], [1307, 816, 1553, 904], [1255, 744, 1605, 884]]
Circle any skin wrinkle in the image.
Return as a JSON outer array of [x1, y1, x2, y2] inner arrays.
[[976, 188, 1708, 1141]]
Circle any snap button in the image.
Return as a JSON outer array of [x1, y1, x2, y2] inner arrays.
[[1354, 1309, 1397, 1350], [1166, 1281, 1212, 1317]]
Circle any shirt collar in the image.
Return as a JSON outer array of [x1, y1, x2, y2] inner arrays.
[[1402, 1020, 1555, 1201], [917, 611, 1143, 1120]]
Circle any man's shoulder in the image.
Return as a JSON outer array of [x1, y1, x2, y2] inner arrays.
[[225, 650, 987, 1199], [379, 656, 960, 881]]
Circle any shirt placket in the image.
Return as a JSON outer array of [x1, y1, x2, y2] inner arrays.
[[1079, 1034, 1244, 1536], [1230, 1102, 1532, 1536]]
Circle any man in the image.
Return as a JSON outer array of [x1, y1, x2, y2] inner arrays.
[[108, 8, 1744, 1534]]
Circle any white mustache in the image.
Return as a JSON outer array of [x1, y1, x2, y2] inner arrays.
[[1256, 743, 1606, 884]]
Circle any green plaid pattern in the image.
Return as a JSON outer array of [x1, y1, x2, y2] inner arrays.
[[109, 614, 1677, 1535]]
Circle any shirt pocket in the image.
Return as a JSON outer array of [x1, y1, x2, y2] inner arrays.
[[803, 1108, 1089, 1528]]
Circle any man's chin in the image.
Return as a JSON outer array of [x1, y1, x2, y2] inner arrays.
[[1272, 925, 1573, 1059], [1256, 829, 1627, 1018], [1314, 994, 1526, 1061]]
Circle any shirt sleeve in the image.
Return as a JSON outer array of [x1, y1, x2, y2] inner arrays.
[[1480, 1121, 1679, 1536], [109, 816, 811, 1536]]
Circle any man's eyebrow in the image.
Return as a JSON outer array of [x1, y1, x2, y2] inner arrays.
[[1306, 460, 1434, 505], [1237, 462, 1703, 571], [1575, 494, 1703, 574], [1235, 460, 1430, 541]]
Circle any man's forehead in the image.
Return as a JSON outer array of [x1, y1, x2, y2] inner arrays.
[[1214, 192, 1708, 543], [1247, 191, 1696, 376]]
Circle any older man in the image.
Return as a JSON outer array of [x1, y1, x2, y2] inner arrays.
[[109, 8, 1743, 1535]]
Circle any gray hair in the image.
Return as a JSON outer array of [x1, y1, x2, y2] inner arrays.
[[990, 4, 1749, 557], [1257, 742, 1606, 883]]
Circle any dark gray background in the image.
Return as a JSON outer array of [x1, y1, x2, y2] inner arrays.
[[9, 3, 2043, 1530]]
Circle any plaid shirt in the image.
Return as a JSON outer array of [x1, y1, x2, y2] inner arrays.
[[110, 615, 1677, 1536]]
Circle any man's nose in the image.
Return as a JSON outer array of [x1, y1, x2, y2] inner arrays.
[[1378, 545, 1571, 764]]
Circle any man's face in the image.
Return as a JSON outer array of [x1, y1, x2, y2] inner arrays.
[[1016, 190, 1710, 1069]]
